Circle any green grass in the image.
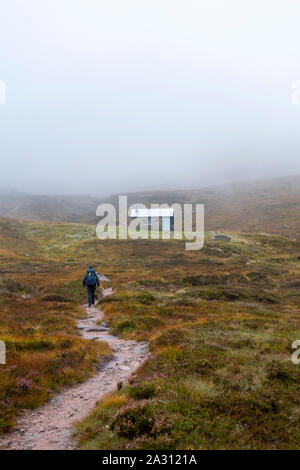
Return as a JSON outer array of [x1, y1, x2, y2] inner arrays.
[[1, 218, 300, 448], [74, 231, 300, 449], [0, 219, 112, 433]]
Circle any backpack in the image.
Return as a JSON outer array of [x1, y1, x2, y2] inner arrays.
[[86, 269, 97, 286]]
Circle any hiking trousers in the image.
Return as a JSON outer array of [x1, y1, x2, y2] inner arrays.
[[87, 285, 96, 307]]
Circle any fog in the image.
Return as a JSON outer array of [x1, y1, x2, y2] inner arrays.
[[1, 0, 300, 196]]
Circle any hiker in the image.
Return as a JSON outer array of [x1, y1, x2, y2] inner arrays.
[[82, 266, 100, 307]]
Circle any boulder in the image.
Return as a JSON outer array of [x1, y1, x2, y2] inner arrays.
[[213, 234, 231, 242]]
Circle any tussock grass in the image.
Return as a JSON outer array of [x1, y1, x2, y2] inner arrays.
[[74, 229, 300, 449], [2, 218, 300, 448], [0, 219, 112, 433]]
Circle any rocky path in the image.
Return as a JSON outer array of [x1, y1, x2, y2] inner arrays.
[[0, 288, 148, 450]]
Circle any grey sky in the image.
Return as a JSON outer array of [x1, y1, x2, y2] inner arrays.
[[1, 0, 300, 196]]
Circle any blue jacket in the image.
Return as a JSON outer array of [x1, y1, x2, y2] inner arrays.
[[83, 268, 99, 287]]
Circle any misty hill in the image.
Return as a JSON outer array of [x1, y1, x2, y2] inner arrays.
[[72, 175, 300, 237], [0, 189, 100, 222], [1, 175, 300, 236]]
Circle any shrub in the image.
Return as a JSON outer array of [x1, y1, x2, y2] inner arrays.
[[153, 329, 189, 347], [112, 320, 136, 334], [129, 383, 156, 400], [40, 294, 72, 303], [267, 361, 298, 385], [136, 292, 155, 305], [110, 401, 172, 439], [17, 378, 32, 391]]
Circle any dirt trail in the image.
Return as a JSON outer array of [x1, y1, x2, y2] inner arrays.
[[0, 288, 148, 450]]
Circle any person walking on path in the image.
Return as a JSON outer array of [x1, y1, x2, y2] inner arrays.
[[82, 266, 100, 307]]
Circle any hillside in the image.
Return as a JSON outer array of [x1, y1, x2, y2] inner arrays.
[[1, 175, 300, 236], [1, 217, 300, 449], [0, 190, 100, 222], [93, 175, 300, 237], [0, 217, 112, 434]]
